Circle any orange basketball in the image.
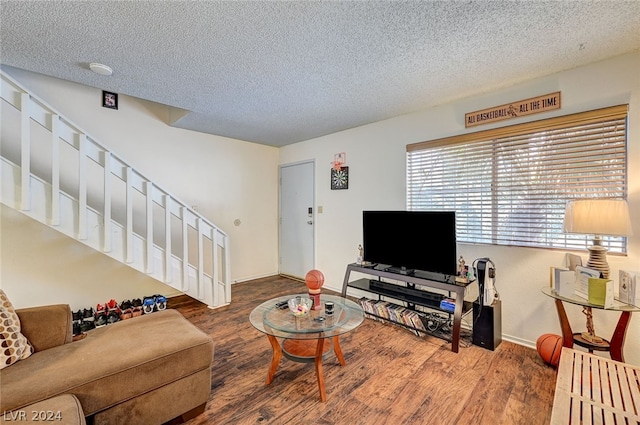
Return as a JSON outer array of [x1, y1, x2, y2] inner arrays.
[[305, 269, 325, 290], [536, 333, 563, 367]]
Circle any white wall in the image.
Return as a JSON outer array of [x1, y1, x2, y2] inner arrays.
[[1, 67, 280, 310], [280, 52, 640, 366]]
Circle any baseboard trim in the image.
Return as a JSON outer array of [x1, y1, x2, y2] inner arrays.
[[502, 334, 536, 350], [232, 272, 281, 284]]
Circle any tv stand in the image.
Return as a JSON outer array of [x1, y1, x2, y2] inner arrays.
[[341, 263, 473, 353]]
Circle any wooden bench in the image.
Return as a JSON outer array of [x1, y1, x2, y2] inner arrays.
[[551, 347, 640, 424]]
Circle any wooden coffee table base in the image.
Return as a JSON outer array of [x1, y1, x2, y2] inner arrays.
[[265, 335, 346, 402]]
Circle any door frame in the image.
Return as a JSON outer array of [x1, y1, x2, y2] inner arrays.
[[278, 159, 315, 278]]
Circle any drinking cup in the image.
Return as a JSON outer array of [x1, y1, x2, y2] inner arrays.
[[325, 301, 334, 315]]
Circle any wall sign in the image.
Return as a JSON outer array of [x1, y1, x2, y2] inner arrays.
[[465, 92, 561, 128]]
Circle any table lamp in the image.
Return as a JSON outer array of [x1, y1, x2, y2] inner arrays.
[[563, 199, 633, 279], [563, 198, 633, 344]]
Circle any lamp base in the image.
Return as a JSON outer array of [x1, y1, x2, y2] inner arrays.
[[586, 240, 609, 279]]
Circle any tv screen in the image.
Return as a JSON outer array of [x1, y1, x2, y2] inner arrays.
[[362, 210, 457, 276]]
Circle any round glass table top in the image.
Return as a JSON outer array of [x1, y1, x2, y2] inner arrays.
[[249, 294, 365, 340], [541, 287, 640, 312]]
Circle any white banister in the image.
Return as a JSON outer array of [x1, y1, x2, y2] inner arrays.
[[78, 134, 88, 240], [20, 92, 30, 211], [197, 217, 204, 299], [103, 151, 112, 252], [145, 181, 153, 274], [51, 114, 61, 226], [215, 229, 231, 304], [181, 206, 189, 292], [125, 166, 134, 263], [0, 70, 231, 309], [163, 194, 172, 283], [211, 228, 219, 307]]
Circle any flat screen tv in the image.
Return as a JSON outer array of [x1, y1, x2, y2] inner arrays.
[[362, 210, 457, 277]]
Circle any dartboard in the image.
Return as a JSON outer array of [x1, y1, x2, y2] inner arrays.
[[331, 167, 349, 190]]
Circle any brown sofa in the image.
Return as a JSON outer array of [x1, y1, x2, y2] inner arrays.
[[0, 305, 213, 425]]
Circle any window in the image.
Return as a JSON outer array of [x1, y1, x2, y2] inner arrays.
[[406, 105, 628, 253]]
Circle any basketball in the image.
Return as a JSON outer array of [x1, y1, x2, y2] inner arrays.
[[536, 333, 563, 367], [305, 269, 325, 290]]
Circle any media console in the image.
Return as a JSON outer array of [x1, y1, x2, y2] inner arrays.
[[341, 263, 473, 353]]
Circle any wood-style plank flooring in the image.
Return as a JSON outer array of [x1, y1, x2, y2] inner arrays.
[[169, 275, 557, 425]]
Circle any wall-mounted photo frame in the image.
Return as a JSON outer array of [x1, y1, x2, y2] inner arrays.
[[331, 166, 349, 190], [102, 91, 118, 110]]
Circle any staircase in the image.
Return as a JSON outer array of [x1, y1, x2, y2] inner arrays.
[[0, 70, 231, 309]]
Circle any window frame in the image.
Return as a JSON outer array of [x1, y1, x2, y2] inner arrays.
[[406, 105, 629, 254]]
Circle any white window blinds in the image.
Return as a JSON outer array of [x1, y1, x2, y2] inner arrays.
[[406, 105, 629, 253]]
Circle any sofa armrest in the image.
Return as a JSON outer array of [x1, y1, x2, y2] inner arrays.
[[16, 304, 73, 352]]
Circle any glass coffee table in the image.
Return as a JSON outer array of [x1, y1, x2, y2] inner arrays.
[[249, 293, 364, 402]]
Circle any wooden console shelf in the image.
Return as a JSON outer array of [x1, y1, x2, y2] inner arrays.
[[341, 263, 473, 353]]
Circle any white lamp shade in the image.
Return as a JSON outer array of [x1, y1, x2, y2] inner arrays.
[[563, 199, 633, 236]]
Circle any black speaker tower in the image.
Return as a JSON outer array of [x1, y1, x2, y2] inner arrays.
[[472, 299, 502, 351]]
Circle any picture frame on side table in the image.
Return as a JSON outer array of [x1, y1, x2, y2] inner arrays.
[[566, 253, 583, 271], [617, 270, 640, 307], [550, 267, 575, 298], [574, 266, 601, 300], [587, 277, 614, 308]]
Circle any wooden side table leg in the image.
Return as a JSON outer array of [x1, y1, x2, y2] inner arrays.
[[332, 336, 346, 366], [554, 299, 574, 349], [266, 334, 282, 385], [315, 338, 327, 402], [609, 311, 631, 363]]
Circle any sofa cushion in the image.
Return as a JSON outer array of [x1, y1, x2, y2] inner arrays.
[[0, 309, 213, 415], [17, 304, 73, 351], [0, 290, 33, 369]]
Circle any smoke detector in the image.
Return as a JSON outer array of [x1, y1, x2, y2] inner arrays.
[[89, 63, 113, 76]]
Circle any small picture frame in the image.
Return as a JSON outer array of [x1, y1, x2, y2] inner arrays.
[[102, 91, 118, 110]]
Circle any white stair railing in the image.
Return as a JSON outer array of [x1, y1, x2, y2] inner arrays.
[[0, 70, 231, 309]]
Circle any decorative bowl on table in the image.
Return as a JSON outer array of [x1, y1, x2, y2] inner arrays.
[[288, 297, 312, 317]]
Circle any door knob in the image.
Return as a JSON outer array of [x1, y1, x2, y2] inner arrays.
[[307, 220, 313, 225]]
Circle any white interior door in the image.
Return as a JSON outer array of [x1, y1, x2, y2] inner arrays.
[[279, 161, 314, 279]]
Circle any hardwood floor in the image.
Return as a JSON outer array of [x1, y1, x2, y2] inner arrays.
[[169, 275, 557, 425]]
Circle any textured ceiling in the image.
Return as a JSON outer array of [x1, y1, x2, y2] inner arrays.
[[1, 1, 639, 147]]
